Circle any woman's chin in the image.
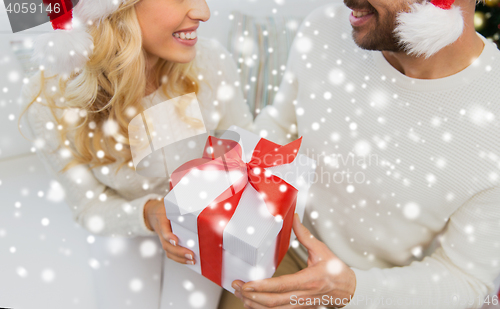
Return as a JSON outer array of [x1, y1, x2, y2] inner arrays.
[[163, 50, 197, 64]]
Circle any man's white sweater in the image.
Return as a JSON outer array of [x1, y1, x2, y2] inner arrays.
[[255, 4, 500, 308]]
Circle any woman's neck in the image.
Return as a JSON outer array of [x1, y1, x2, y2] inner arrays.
[[145, 73, 159, 97], [145, 54, 160, 97]]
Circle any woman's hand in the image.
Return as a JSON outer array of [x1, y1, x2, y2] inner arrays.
[[144, 198, 196, 265]]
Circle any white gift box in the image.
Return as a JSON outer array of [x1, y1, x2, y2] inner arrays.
[[164, 126, 316, 293]]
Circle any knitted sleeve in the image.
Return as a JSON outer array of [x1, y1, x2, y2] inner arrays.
[[344, 186, 500, 309], [20, 76, 161, 237]]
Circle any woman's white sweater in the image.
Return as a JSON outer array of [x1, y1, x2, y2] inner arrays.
[[20, 37, 253, 238]]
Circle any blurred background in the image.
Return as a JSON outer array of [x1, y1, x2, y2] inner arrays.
[[1, 0, 500, 308]]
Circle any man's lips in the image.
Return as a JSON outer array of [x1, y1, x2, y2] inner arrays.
[[345, 5, 375, 13], [348, 7, 375, 27]]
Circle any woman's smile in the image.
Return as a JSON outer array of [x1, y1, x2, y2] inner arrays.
[[172, 26, 199, 46]]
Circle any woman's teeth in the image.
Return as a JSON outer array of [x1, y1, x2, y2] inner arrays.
[[173, 31, 197, 40], [352, 10, 372, 18]]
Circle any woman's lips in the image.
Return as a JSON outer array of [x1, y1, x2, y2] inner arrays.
[[172, 30, 198, 46]]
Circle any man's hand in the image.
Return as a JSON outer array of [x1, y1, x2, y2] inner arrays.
[[144, 198, 196, 265], [231, 213, 356, 308]]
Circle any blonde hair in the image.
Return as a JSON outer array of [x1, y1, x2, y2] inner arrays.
[[19, 0, 204, 175]]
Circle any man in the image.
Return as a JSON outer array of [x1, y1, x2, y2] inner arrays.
[[222, 0, 500, 308]]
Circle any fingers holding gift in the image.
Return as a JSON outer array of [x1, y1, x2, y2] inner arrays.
[[158, 219, 179, 246], [161, 238, 196, 264], [233, 272, 331, 308], [292, 213, 326, 253], [159, 224, 195, 264], [241, 271, 310, 293], [237, 291, 305, 308], [235, 290, 315, 309]]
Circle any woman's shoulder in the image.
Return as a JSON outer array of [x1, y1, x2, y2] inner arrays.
[[194, 37, 241, 89], [20, 71, 67, 137], [195, 37, 231, 62], [21, 71, 65, 110], [21, 71, 42, 108]]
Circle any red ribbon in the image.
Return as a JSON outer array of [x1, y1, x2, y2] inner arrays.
[[169, 135, 303, 286]]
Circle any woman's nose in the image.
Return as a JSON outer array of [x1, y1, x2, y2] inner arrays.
[[188, 0, 210, 22]]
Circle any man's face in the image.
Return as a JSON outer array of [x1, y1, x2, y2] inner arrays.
[[343, 0, 417, 51]]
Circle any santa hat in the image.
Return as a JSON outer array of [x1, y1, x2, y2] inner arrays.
[[31, 0, 125, 78], [395, 0, 464, 58]]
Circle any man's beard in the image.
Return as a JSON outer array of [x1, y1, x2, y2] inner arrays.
[[343, 0, 403, 52]]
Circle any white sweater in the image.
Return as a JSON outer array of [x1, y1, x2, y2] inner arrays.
[[20, 37, 253, 238], [255, 4, 500, 309]]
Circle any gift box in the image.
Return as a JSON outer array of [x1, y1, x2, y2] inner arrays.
[[164, 126, 316, 293]]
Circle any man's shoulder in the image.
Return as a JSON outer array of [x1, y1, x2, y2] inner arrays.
[[475, 37, 500, 95], [484, 38, 500, 68]]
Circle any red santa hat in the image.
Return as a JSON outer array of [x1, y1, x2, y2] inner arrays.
[[395, 0, 465, 58], [32, 0, 125, 78]]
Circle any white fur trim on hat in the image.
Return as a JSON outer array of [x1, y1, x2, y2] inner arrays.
[[31, 0, 126, 77], [32, 27, 94, 78], [74, 0, 124, 25], [395, 2, 464, 58]]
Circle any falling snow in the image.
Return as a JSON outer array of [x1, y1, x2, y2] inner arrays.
[[2, 3, 500, 309]]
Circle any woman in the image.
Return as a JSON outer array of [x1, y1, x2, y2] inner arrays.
[[19, 0, 252, 307]]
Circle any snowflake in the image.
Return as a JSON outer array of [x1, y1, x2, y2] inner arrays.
[[47, 180, 65, 202], [310, 211, 319, 219], [403, 202, 420, 220], [103, 119, 119, 136], [88, 259, 100, 269], [354, 140, 371, 156], [41, 268, 55, 283], [328, 68, 345, 85], [16, 267, 28, 278], [86, 215, 105, 233], [217, 84, 235, 102], [140, 240, 157, 258], [326, 259, 343, 275], [129, 278, 143, 292], [189, 291, 206, 308], [294, 36, 313, 54], [107, 238, 127, 255], [41, 218, 50, 226]]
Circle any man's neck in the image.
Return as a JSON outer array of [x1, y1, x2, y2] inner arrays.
[[381, 28, 485, 80]]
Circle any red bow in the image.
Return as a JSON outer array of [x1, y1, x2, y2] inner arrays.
[[170, 135, 302, 286]]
